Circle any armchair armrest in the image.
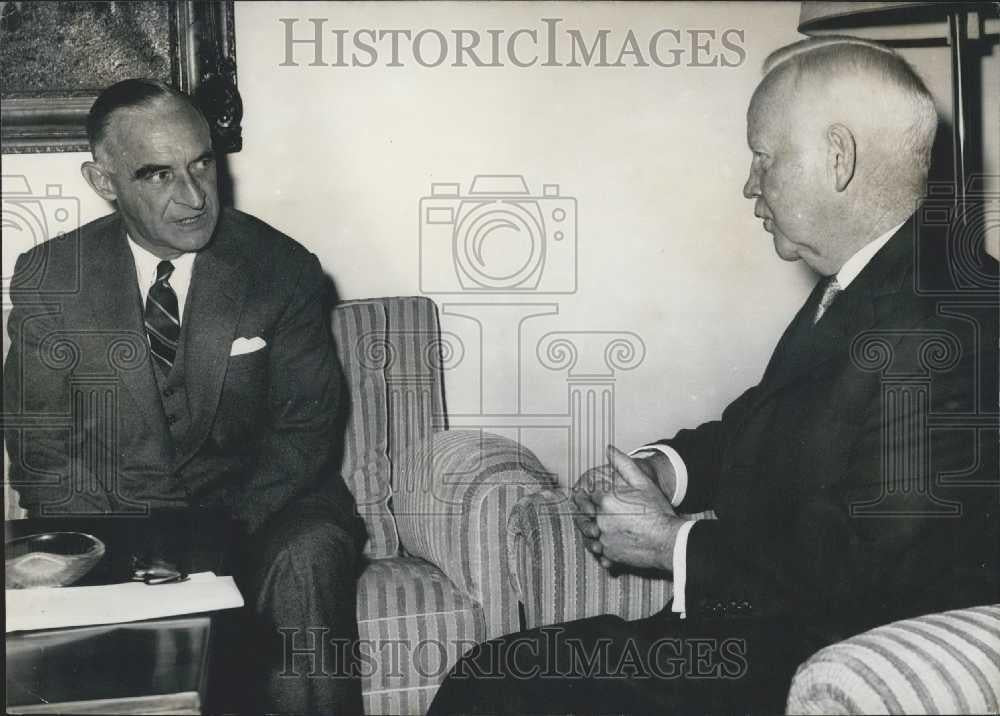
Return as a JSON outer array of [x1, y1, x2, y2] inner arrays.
[[786, 604, 1000, 715], [509, 488, 715, 629], [393, 430, 553, 639]]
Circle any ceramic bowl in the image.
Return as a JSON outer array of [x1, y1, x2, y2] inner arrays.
[[5, 532, 106, 589]]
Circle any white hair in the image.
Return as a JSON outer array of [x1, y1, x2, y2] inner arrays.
[[762, 36, 938, 197]]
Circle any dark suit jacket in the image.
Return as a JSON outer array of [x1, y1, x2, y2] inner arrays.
[[4, 208, 356, 535], [659, 218, 998, 641]]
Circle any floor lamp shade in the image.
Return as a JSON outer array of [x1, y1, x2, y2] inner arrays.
[[799, 2, 958, 41]]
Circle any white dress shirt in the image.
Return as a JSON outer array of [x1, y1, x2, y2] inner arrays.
[[832, 222, 902, 290], [631, 219, 905, 617], [126, 235, 197, 322]]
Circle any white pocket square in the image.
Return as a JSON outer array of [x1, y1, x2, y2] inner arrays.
[[230, 336, 267, 356]]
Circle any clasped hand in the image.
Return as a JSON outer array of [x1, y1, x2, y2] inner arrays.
[[571, 445, 682, 572]]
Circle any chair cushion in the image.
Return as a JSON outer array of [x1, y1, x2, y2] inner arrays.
[[332, 300, 397, 558], [786, 604, 1000, 714], [357, 557, 484, 715]]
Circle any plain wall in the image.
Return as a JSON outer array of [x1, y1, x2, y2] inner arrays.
[[4, 2, 998, 486]]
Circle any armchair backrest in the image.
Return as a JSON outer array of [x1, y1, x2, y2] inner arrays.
[[380, 296, 448, 474], [331, 296, 447, 557]]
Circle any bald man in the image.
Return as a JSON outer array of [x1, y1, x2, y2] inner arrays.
[[429, 37, 998, 714]]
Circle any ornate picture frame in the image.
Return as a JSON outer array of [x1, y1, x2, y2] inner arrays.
[[1, 0, 242, 154]]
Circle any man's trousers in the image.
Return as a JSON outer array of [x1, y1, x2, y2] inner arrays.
[[209, 491, 364, 715], [429, 606, 823, 714]]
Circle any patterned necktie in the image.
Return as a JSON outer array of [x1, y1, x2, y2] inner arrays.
[[144, 260, 180, 371], [813, 276, 842, 324]]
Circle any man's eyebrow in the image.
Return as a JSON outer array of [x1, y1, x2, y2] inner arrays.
[[132, 152, 213, 180], [133, 164, 171, 180]]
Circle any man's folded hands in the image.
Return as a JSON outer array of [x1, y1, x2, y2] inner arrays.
[[571, 446, 682, 572]]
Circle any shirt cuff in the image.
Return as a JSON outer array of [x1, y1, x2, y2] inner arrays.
[[670, 519, 699, 619], [628, 443, 689, 506]]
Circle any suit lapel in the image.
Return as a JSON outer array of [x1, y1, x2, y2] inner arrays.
[[173, 219, 250, 469], [751, 220, 914, 409], [85, 219, 171, 449], [758, 277, 829, 390]]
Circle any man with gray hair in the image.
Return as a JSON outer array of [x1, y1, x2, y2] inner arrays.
[[5, 79, 365, 714], [430, 36, 997, 714]]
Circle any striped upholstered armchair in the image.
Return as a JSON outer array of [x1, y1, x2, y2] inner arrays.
[[4, 296, 552, 715], [331, 297, 553, 713], [509, 490, 1000, 715]]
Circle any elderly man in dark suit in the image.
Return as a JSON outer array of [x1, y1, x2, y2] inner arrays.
[[430, 36, 998, 714], [4, 79, 363, 714]]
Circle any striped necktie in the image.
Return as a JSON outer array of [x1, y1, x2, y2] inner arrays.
[[813, 276, 842, 324], [144, 260, 180, 372]]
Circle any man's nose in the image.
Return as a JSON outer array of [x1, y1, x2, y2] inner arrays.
[[174, 172, 206, 209], [743, 169, 759, 200]]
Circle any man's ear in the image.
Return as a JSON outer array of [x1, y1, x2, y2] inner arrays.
[[80, 160, 118, 202], [827, 123, 856, 192]]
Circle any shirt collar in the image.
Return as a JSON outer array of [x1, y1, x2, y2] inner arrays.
[[125, 234, 196, 279], [835, 220, 906, 289]]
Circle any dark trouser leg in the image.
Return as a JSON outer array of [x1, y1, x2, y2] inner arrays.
[[429, 608, 818, 715], [227, 494, 363, 715]]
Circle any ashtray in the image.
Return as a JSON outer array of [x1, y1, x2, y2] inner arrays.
[[5, 532, 106, 589]]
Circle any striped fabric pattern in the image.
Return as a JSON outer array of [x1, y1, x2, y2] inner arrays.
[[383, 296, 448, 475], [509, 488, 716, 629], [357, 557, 485, 716], [143, 260, 180, 371], [786, 604, 1000, 715], [331, 299, 397, 558], [392, 430, 553, 639]]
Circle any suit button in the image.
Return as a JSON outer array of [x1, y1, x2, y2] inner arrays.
[[163, 388, 174, 398], [167, 414, 178, 425]]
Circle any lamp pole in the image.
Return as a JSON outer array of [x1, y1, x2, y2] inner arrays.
[[947, 8, 969, 214]]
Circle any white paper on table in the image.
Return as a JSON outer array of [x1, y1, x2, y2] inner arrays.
[[5, 572, 244, 633]]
